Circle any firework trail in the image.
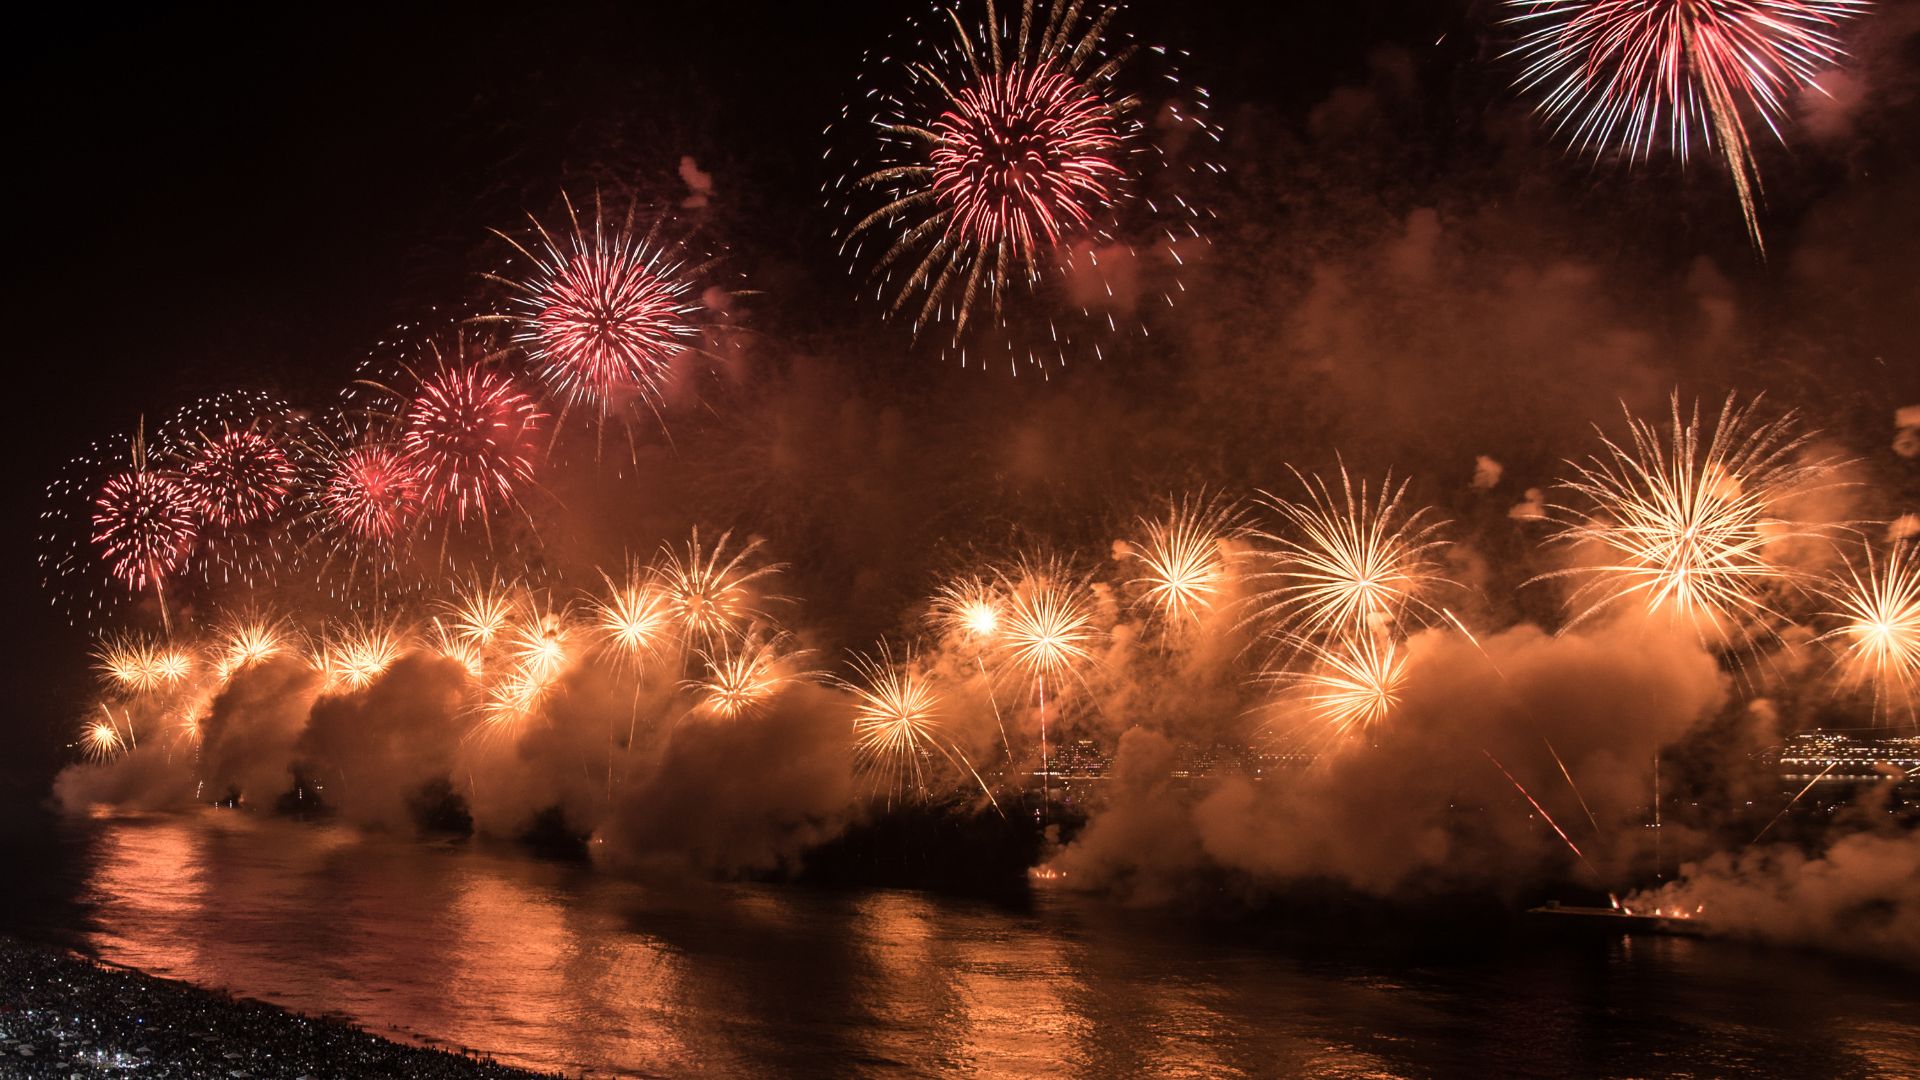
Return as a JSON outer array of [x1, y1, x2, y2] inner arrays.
[[930, 573, 1015, 762], [1543, 394, 1836, 650], [1505, 0, 1870, 253], [1125, 494, 1248, 632], [1483, 748, 1598, 876], [1817, 539, 1920, 710], [832, 0, 1216, 370], [489, 194, 713, 433], [993, 558, 1101, 815], [1248, 466, 1450, 649]]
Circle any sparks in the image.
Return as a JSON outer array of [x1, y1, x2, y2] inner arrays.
[[1127, 495, 1247, 629], [1545, 394, 1835, 647], [1818, 539, 1920, 701], [1249, 466, 1449, 645], [401, 363, 545, 523], [1505, 0, 1870, 252], [493, 196, 709, 422]]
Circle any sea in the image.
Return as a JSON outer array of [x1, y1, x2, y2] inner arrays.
[[3, 809, 1917, 1079]]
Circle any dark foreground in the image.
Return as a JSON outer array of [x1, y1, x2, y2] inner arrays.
[[0, 937, 547, 1080]]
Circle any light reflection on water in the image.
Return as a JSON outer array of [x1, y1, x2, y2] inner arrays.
[[46, 811, 1920, 1078]]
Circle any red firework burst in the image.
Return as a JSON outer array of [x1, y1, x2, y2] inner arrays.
[[1506, 0, 1870, 251], [401, 366, 544, 522], [181, 427, 296, 528], [931, 63, 1123, 257], [833, 0, 1216, 370], [322, 443, 421, 543], [494, 202, 706, 419], [91, 469, 199, 591]]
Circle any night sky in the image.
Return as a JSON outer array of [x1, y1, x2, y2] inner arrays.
[[7, 1, 1918, 802]]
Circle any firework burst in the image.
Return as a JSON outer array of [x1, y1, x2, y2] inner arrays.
[[491, 196, 712, 426], [179, 426, 297, 530], [92, 466, 199, 596], [446, 580, 520, 648], [689, 631, 813, 720], [1248, 466, 1450, 647], [1505, 0, 1870, 252], [318, 440, 421, 547], [844, 647, 946, 801], [80, 709, 129, 763], [590, 563, 673, 670], [1818, 540, 1920, 704], [994, 561, 1102, 689], [1126, 495, 1248, 630], [832, 0, 1216, 370], [1545, 394, 1835, 647], [93, 634, 191, 696], [396, 350, 545, 525], [1286, 631, 1410, 740], [653, 528, 783, 645], [315, 624, 409, 693], [211, 614, 288, 680], [931, 574, 1004, 642]]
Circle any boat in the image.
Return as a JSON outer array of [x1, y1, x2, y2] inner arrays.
[[1526, 900, 1706, 936]]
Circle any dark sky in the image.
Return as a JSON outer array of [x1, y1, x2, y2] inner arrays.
[[5, 1, 1916, 798]]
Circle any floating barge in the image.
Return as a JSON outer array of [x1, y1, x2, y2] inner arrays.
[[1526, 900, 1706, 937]]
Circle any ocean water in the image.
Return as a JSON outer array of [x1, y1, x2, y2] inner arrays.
[[5, 809, 1918, 1079]]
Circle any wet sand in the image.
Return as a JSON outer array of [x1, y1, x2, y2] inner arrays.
[[0, 936, 550, 1079]]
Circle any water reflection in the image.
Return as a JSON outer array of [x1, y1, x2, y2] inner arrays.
[[57, 811, 1920, 1079]]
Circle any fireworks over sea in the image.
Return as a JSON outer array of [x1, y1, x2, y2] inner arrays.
[[22, 1, 1920, 1014]]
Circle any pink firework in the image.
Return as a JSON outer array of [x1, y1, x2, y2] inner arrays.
[[930, 63, 1123, 258], [322, 443, 421, 543], [181, 427, 296, 528], [493, 200, 707, 419], [1506, 0, 1870, 251], [92, 469, 199, 592], [832, 0, 1216, 371], [401, 365, 545, 522]]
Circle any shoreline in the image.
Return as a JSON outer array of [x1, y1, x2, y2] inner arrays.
[[0, 935, 552, 1079]]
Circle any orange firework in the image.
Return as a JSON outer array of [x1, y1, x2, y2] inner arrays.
[[653, 528, 782, 644], [1126, 495, 1248, 629], [315, 623, 409, 693], [211, 614, 288, 680], [844, 647, 945, 801], [1818, 540, 1920, 704], [689, 631, 813, 720], [1546, 394, 1835, 647], [506, 601, 574, 685], [589, 563, 673, 670], [931, 574, 1004, 642], [93, 634, 195, 695], [993, 561, 1101, 689], [80, 710, 128, 763], [1288, 631, 1409, 739], [1249, 465, 1449, 647], [446, 580, 519, 647]]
